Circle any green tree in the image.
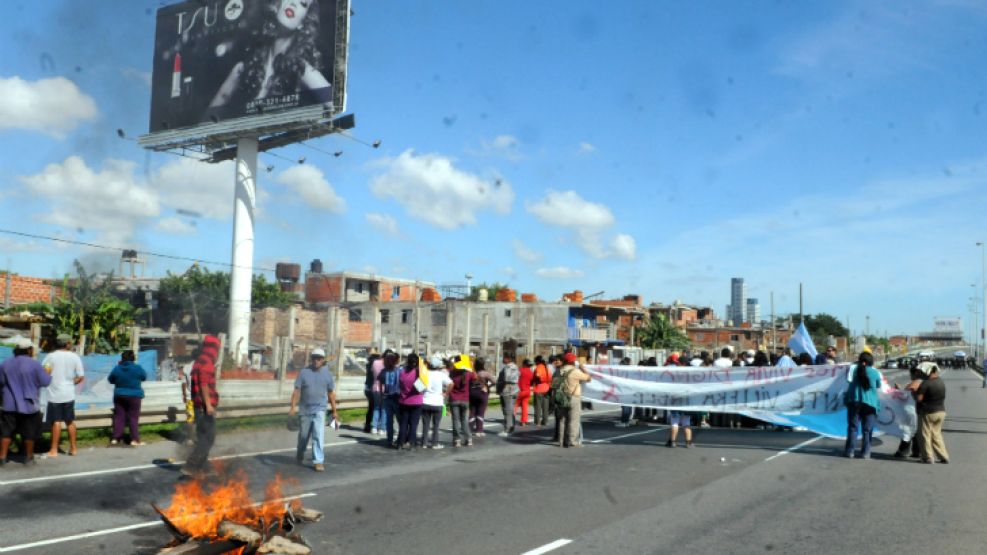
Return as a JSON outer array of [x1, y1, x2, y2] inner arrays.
[[158, 265, 294, 334], [638, 313, 691, 351], [793, 313, 850, 347]]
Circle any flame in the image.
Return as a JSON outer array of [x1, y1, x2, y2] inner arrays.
[[162, 471, 301, 543]]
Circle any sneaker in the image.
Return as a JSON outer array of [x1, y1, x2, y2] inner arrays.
[[465, 440, 473, 447], [497, 431, 509, 437], [685, 441, 694, 449], [475, 432, 486, 438], [453, 440, 462, 448], [432, 443, 445, 450], [861, 453, 871, 460], [109, 439, 119, 446], [371, 428, 379, 435], [614, 422, 630, 428], [130, 441, 145, 447], [313, 463, 325, 472]]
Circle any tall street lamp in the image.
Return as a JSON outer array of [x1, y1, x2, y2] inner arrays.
[[978, 242, 986, 366]]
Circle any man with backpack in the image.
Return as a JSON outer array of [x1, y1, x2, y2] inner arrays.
[[553, 352, 592, 448], [496, 353, 520, 437]]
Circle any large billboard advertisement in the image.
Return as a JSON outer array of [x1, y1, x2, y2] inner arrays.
[[147, 0, 348, 138], [933, 317, 962, 334]]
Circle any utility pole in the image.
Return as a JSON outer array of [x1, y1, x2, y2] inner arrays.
[[770, 292, 775, 352], [977, 241, 986, 364]]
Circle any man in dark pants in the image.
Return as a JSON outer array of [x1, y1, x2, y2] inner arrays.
[[182, 335, 221, 478], [363, 353, 381, 433]]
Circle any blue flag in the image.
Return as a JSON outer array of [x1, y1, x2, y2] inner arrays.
[[788, 322, 818, 359]]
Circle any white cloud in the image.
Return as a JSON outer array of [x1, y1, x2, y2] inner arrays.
[[275, 165, 345, 214], [365, 212, 400, 235], [512, 239, 542, 263], [610, 234, 637, 261], [471, 134, 523, 161], [526, 190, 636, 260], [527, 190, 615, 229], [370, 149, 514, 229], [19, 156, 158, 244], [0, 76, 98, 138], [120, 67, 152, 88], [153, 157, 235, 220], [536, 266, 585, 279], [578, 142, 597, 154], [156, 217, 196, 235]]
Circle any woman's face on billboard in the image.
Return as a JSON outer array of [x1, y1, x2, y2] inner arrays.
[[276, 0, 310, 31]]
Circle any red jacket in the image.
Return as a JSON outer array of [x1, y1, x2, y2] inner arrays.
[[518, 365, 534, 394], [533, 363, 551, 395]]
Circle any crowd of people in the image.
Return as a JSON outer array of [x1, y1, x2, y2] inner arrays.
[[0, 334, 954, 471]]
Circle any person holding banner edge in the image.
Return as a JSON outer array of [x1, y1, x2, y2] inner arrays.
[[843, 351, 882, 459]]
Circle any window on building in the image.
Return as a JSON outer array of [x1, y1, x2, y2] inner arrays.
[[380, 309, 390, 323], [349, 309, 362, 322], [696, 333, 705, 341], [392, 285, 402, 299], [355, 282, 365, 294], [401, 309, 412, 324], [730, 334, 739, 341], [432, 309, 448, 326], [505, 309, 512, 317]]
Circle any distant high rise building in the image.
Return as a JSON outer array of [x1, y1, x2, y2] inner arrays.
[[728, 277, 746, 325], [746, 298, 760, 324]]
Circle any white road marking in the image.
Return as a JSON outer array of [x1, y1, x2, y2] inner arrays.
[[763, 436, 824, 462], [0, 441, 358, 486], [0, 493, 316, 552], [521, 538, 573, 555], [589, 426, 667, 444]]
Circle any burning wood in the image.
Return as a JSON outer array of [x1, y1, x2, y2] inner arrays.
[[154, 473, 317, 555]]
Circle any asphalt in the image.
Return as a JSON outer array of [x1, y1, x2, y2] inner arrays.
[[0, 368, 984, 554]]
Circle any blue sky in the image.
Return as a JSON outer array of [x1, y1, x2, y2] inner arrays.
[[1, 0, 986, 337]]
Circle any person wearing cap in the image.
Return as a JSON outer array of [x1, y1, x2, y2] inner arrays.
[[0, 337, 51, 466], [42, 334, 85, 457], [289, 348, 338, 472], [915, 362, 949, 464], [556, 352, 591, 448], [420, 356, 452, 449], [496, 353, 520, 437], [843, 351, 882, 459]]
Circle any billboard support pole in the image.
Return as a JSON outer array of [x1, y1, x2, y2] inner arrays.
[[229, 137, 258, 367]]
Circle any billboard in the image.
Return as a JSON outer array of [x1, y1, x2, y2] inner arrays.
[[145, 0, 348, 143], [933, 317, 962, 334]]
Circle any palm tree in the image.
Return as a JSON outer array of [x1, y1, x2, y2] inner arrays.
[[638, 313, 691, 351]]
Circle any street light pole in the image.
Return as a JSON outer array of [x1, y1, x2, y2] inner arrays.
[[977, 242, 986, 368]]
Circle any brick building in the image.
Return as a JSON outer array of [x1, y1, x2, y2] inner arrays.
[[304, 270, 435, 306], [1, 272, 64, 307]]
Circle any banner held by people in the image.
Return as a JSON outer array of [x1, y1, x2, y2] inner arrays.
[[581, 364, 917, 440]]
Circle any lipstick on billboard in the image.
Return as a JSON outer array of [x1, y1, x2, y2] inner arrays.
[[171, 53, 182, 98]]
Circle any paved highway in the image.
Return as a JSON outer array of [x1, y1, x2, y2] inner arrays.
[[1, 367, 984, 554]]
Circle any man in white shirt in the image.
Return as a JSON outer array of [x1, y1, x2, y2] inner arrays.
[[713, 348, 734, 369], [43, 335, 85, 457]]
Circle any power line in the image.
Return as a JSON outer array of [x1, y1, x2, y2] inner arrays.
[[0, 228, 277, 273]]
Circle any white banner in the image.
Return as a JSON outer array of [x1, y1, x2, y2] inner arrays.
[[581, 364, 918, 440]]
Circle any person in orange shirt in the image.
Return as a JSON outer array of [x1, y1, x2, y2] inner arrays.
[[532, 356, 552, 426]]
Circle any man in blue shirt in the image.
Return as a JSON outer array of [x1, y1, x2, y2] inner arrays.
[[289, 348, 338, 472], [1, 337, 52, 466]]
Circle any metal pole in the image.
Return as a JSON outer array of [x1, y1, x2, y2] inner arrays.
[[978, 241, 986, 365], [229, 137, 258, 366]]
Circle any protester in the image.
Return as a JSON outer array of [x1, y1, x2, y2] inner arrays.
[[616, 356, 635, 428], [532, 355, 552, 426], [753, 350, 769, 366], [665, 410, 694, 448], [289, 348, 338, 472], [448, 354, 474, 447], [775, 347, 796, 368], [515, 359, 533, 427], [893, 364, 926, 459], [377, 350, 401, 447], [714, 348, 733, 368], [42, 334, 84, 457], [796, 352, 814, 366], [183, 335, 221, 477], [915, 362, 949, 464], [469, 357, 495, 437], [368, 355, 386, 435], [108, 350, 148, 447], [843, 351, 881, 459], [420, 356, 452, 449], [497, 354, 520, 436], [0, 337, 51, 466], [554, 352, 591, 448], [363, 352, 381, 434], [397, 354, 425, 450], [177, 355, 196, 446]]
